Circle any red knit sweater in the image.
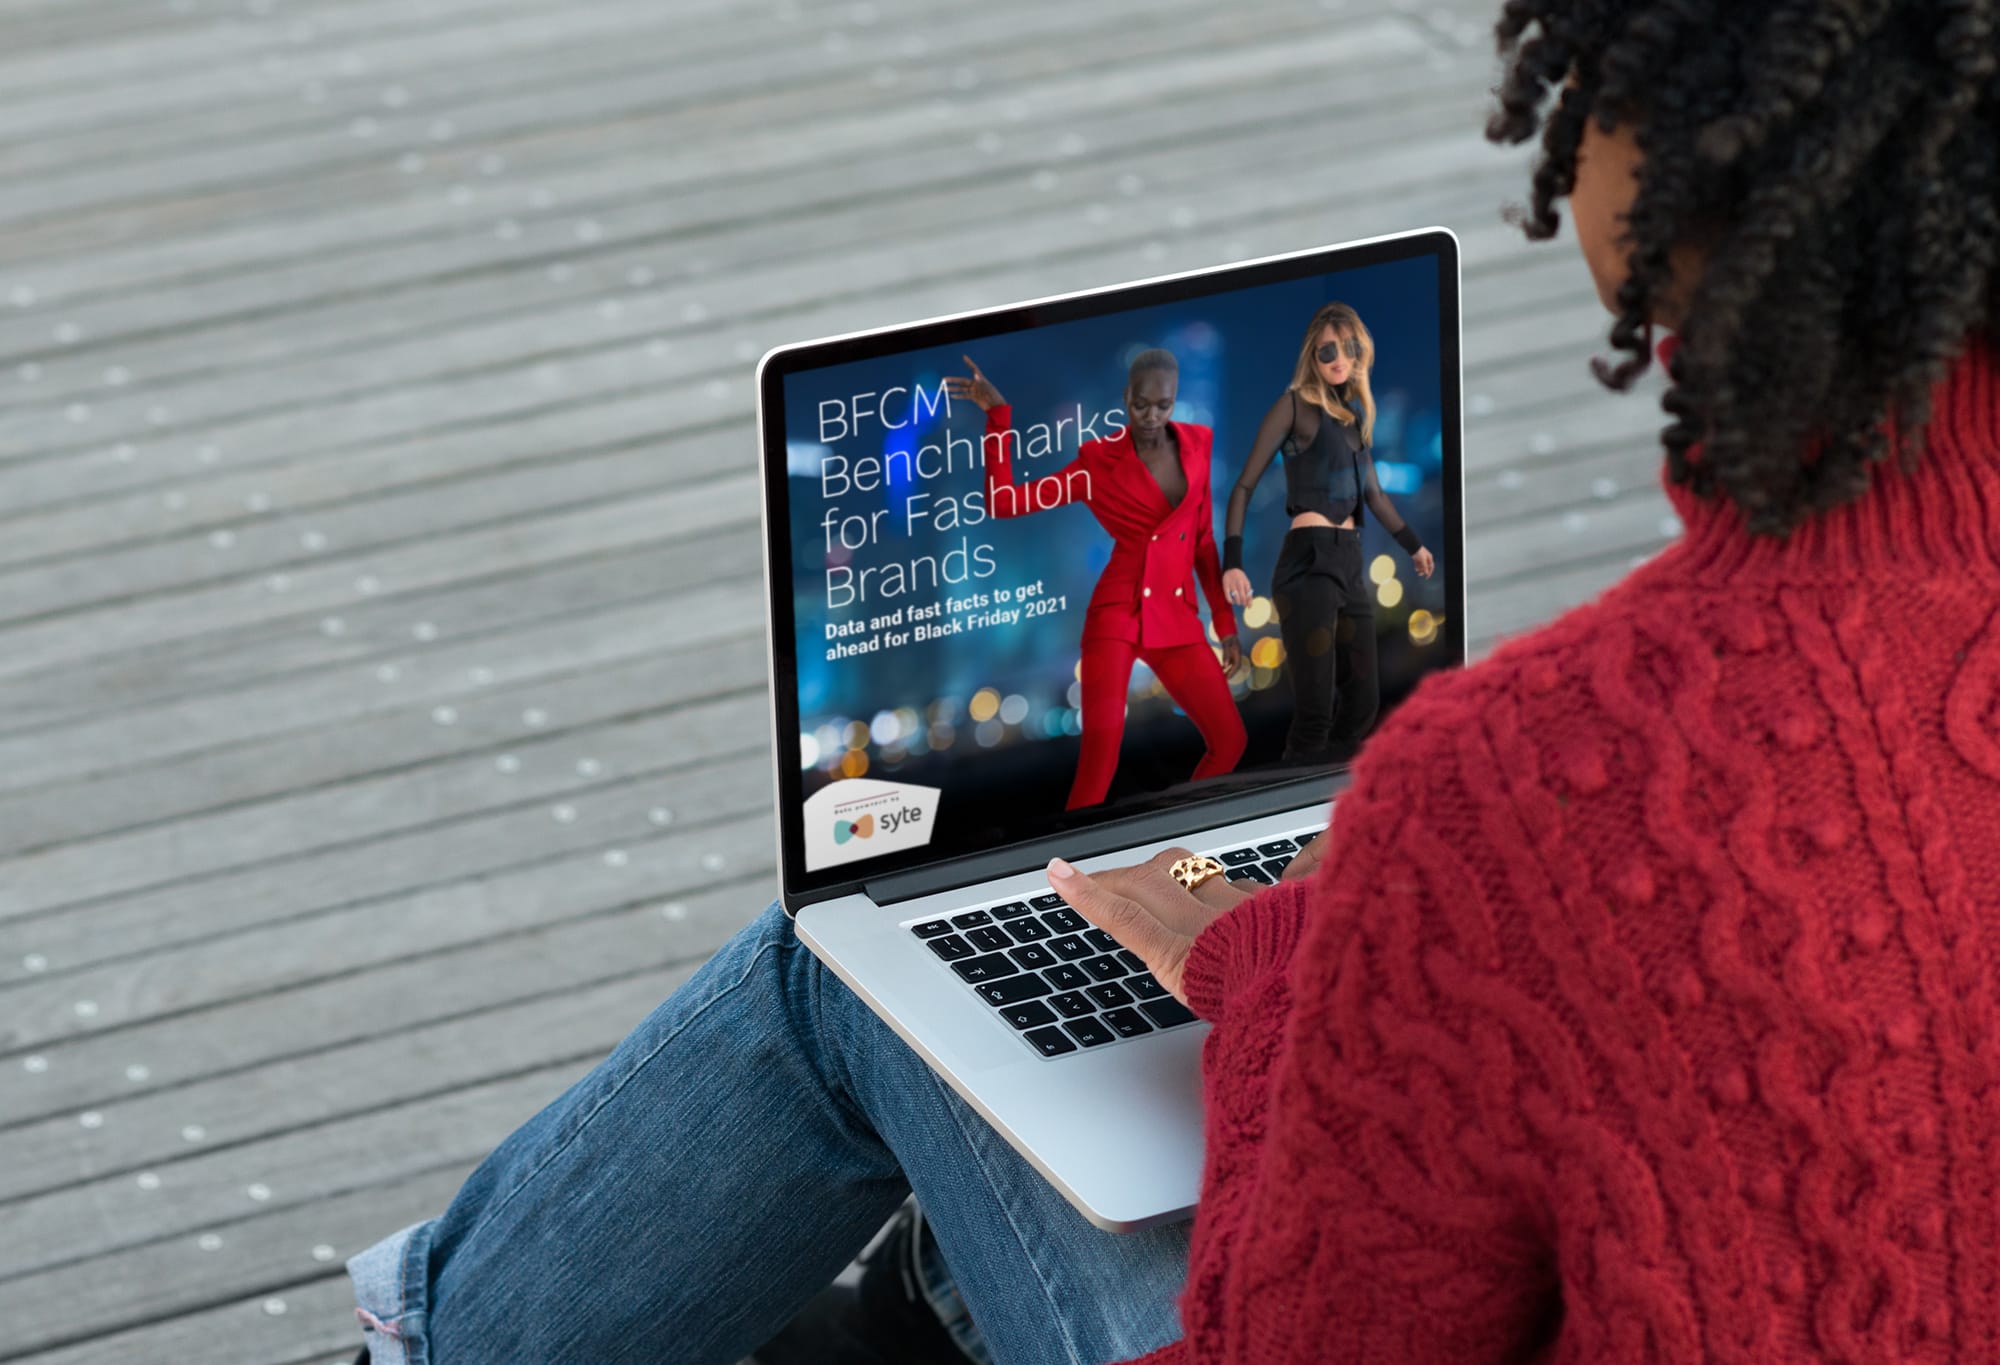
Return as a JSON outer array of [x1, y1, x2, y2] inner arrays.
[[1127, 335, 2000, 1364]]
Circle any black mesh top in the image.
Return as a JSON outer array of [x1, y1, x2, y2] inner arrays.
[[1222, 388, 1422, 572]]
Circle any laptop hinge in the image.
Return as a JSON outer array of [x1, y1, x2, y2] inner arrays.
[[861, 771, 1348, 907]]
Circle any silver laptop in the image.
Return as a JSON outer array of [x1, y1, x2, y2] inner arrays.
[[753, 227, 1466, 1231]]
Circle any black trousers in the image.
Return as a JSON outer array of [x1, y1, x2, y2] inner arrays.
[[1269, 526, 1379, 763]]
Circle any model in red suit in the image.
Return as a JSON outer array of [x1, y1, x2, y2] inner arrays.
[[943, 349, 1246, 810]]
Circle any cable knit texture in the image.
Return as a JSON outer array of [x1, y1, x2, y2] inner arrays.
[[1122, 334, 2000, 1363]]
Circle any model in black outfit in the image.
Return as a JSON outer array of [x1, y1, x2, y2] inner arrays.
[[1221, 302, 1436, 763]]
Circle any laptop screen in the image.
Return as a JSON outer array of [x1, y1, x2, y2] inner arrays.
[[759, 231, 1464, 903]]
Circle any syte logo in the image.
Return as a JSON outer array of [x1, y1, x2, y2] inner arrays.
[[804, 778, 941, 871]]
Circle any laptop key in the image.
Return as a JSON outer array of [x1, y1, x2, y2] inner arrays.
[[951, 909, 993, 928], [1049, 935, 1094, 961], [1219, 847, 1262, 866], [952, 953, 1018, 984], [1086, 981, 1134, 1009], [1063, 1017, 1116, 1047], [1042, 907, 1087, 934], [1102, 1007, 1154, 1038], [1227, 865, 1273, 885], [976, 974, 1053, 1006], [1081, 954, 1128, 982], [911, 919, 953, 939], [1025, 1026, 1078, 1057], [1257, 839, 1298, 858], [1030, 892, 1066, 909], [1139, 997, 1198, 1029], [1000, 1000, 1057, 1030], [1262, 859, 1292, 880], [966, 926, 1012, 953], [1115, 949, 1145, 973], [990, 901, 1034, 919], [1049, 991, 1096, 1019], [1044, 963, 1090, 991], [1125, 972, 1169, 1000], [1007, 918, 1052, 943], [1083, 928, 1119, 953], [927, 934, 975, 962], [1009, 943, 1057, 970]]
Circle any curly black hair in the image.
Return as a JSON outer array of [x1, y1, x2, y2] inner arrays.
[[1486, 0, 1999, 535]]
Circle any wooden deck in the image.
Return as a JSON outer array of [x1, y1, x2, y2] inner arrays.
[[0, 0, 1671, 1359]]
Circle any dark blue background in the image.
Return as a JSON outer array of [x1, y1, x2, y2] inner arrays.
[[780, 253, 1449, 848]]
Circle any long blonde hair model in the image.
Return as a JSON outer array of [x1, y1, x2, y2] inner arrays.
[[1287, 301, 1376, 446]]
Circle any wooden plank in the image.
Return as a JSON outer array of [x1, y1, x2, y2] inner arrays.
[[0, 682, 768, 922], [0, 69, 1490, 514], [1471, 427, 1676, 522], [1464, 380, 1665, 473], [0, 718, 774, 1055], [0, 0, 782, 142], [0, 609, 768, 859], [3, 1059, 579, 1282], [0, 446, 760, 628], [14, 1274, 368, 1365], [0, 5, 1423, 254], [1468, 478, 1679, 584], [0, 957, 700, 1208], [0, 531, 746, 735], [3, 1163, 478, 1356], [0, 72, 1480, 452], [0, 474, 757, 679], [2, 836, 780, 1127], [0, 0, 743, 110], [0, 0, 1400, 353], [1471, 544, 1676, 649], [2, 868, 780, 1272], [0, 573, 758, 797], [0, 0, 1333, 200], [0, 21, 1461, 367], [0, 733, 770, 1059]]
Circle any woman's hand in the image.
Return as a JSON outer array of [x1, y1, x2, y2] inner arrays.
[[1222, 567, 1253, 606], [1045, 848, 1251, 1005], [1412, 546, 1436, 579], [942, 354, 1005, 412], [1219, 634, 1242, 674], [1279, 829, 1327, 881]]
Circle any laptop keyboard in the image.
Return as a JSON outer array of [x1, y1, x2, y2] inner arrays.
[[906, 829, 1317, 1058]]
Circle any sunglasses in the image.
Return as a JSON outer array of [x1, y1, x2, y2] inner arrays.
[[1316, 336, 1363, 365]]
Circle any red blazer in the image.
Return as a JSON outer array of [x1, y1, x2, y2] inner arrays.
[[983, 404, 1238, 649]]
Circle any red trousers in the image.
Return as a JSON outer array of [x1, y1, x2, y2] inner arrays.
[[1067, 637, 1247, 810]]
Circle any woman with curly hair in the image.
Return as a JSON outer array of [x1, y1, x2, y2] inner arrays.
[[348, 2, 2000, 1362]]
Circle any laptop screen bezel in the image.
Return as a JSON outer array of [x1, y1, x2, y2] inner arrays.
[[756, 226, 1466, 910]]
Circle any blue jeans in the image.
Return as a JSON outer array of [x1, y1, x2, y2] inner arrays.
[[348, 900, 1191, 1365]]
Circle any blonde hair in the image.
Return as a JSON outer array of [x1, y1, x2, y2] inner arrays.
[[1288, 302, 1376, 446]]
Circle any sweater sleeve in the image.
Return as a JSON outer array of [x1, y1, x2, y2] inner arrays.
[[1161, 737, 1560, 1365], [1181, 877, 1310, 1024]]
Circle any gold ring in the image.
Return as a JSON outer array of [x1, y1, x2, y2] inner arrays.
[[1169, 855, 1228, 892]]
